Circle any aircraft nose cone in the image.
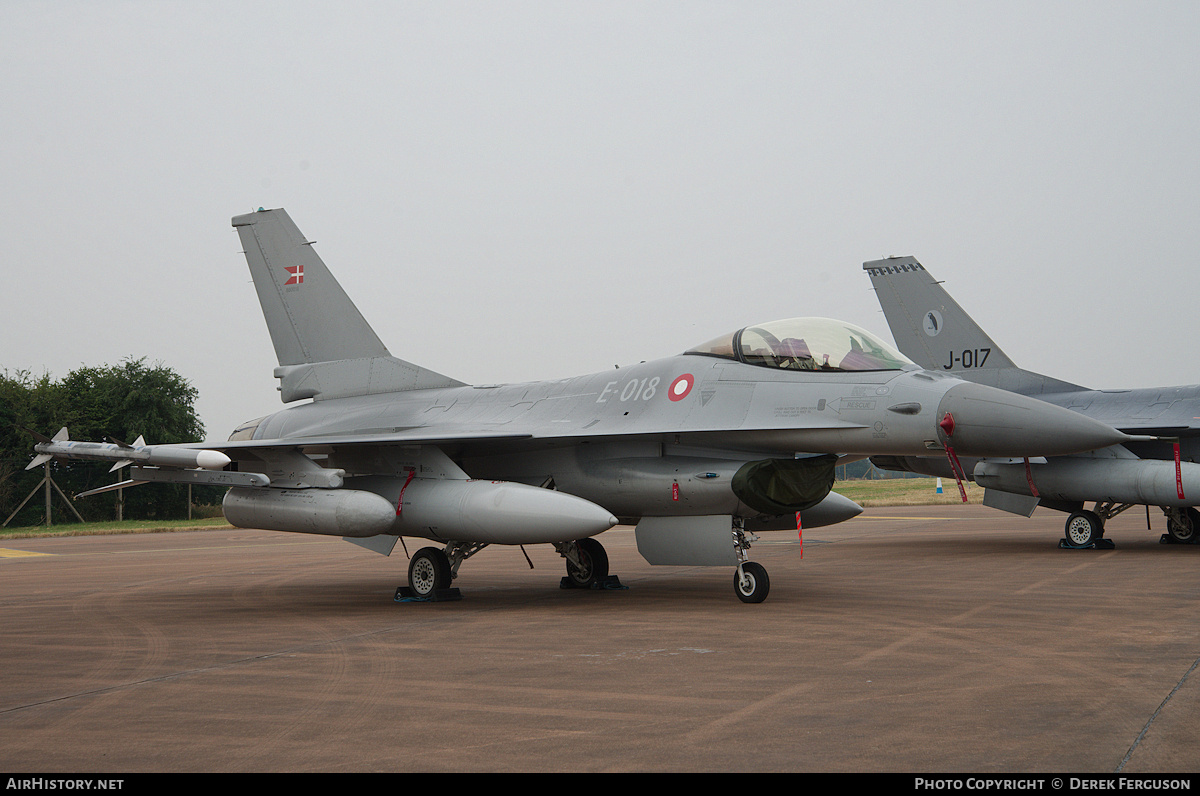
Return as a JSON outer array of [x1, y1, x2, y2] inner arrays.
[[935, 382, 1128, 457]]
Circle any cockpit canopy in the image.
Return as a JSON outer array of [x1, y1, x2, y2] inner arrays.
[[685, 317, 912, 372]]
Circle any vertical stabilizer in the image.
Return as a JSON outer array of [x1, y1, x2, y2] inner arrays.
[[864, 256, 1015, 372], [863, 256, 1083, 394], [233, 209, 463, 401], [234, 208, 388, 366]]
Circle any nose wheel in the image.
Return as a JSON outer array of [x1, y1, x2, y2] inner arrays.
[[734, 561, 770, 603], [732, 520, 770, 603]]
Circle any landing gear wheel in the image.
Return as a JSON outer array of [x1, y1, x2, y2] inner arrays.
[[1064, 510, 1103, 547], [1167, 507, 1200, 543], [565, 537, 609, 588], [408, 547, 452, 598], [735, 562, 770, 603]]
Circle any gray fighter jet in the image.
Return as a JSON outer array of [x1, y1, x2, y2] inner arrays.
[[40, 211, 1131, 602], [864, 256, 1200, 547]]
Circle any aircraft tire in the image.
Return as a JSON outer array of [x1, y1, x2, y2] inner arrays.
[[1064, 510, 1103, 547], [1166, 507, 1199, 543], [565, 537, 609, 588], [409, 547, 452, 597], [735, 562, 770, 603]]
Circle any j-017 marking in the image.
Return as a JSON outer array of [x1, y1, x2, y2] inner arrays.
[[944, 348, 991, 370]]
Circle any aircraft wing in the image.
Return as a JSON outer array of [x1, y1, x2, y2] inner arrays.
[[185, 414, 872, 454], [80, 417, 870, 497], [195, 429, 536, 450]]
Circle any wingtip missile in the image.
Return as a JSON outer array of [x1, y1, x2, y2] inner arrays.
[[28, 431, 231, 472]]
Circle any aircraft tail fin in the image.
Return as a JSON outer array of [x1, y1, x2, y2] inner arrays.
[[863, 256, 1084, 394], [233, 208, 464, 402]]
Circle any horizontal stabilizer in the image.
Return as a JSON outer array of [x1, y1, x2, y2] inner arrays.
[[273, 357, 465, 403]]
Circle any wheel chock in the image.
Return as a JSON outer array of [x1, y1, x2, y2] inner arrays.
[[1058, 538, 1115, 550], [559, 575, 626, 591], [394, 586, 463, 602]]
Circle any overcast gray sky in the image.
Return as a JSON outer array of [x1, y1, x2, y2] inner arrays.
[[2, 1, 1198, 443]]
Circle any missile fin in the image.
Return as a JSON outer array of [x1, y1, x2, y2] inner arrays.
[[25, 453, 52, 470], [76, 480, 149, 499]]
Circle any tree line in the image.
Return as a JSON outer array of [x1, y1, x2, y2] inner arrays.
[[0, 359, 218, 526]]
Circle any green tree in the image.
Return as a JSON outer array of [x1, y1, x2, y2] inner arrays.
[[1, 359, 209, 526], [0, 370, 65, 518]]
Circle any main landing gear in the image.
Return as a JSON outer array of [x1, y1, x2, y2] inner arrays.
[[406, 547, 454, 597], [397, 538, 624, 601], [1062, 510, 1109, 548], [397, 521, 774, 602], [555, 537, 622, 590], [1059, 504, 1200, 548], [1163, 507, 1200, 545], [397, 541, 488, 601], [1060, 502, 1128, 549]]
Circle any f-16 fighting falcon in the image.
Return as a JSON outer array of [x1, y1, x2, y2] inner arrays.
[[32, 211, 1131, 602], [865, 256, 1200, 549]]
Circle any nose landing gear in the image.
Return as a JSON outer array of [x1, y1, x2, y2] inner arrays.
[[735, 561, 770, 603], [556, 537, 623, 590], [733, 520, 770, 603]]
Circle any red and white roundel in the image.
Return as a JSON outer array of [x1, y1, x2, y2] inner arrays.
[[668, 374, 694, 402]]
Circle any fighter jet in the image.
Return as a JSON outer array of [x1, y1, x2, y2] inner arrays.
[[864, 256, 1200, 547], [38, 211, 1131, 603]]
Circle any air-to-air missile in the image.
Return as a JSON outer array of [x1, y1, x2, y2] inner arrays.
[[26, 427, 231, 472]]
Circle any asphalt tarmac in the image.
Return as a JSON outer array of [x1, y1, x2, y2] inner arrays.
[[1, 504, 1197, 773]]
